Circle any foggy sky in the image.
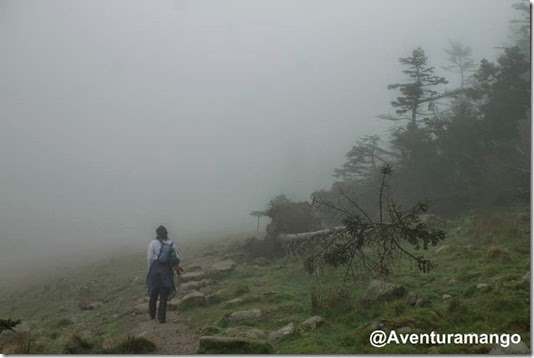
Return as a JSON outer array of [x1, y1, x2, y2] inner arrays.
[[0, 0, 516, 258]]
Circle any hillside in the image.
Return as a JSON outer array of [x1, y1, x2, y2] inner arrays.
[[0, 205, 530, 354]]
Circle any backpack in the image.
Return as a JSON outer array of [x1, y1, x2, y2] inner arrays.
[[157, 241, 180, 266]]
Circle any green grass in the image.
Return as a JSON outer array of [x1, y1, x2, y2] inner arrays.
[[0, 204, 530, 354]]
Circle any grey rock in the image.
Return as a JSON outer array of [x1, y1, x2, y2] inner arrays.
[[363, 280, 406, 303], [521, 271, 530, 284], [180, 271, 206, 283], [476, 283, 489, 289], [442, 294, 452, 299], [268, 322, 295, 342], [415, 296, 430, 308], [300, 316, 324, 331], [178, 291, 207, 309], [184, 265, 203, 272], [224, 298, 245, 308], [489, 341, 530, 355], [244, 328, 266, 340], [366, 320, 387, 331], [227, 309, 262, 323], [180, 280, 204, 291], [447, 279, 459, 286], [211, 260, 237, 274]]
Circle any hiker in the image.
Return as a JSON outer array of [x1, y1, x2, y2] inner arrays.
[[146, 225, 181, 323]]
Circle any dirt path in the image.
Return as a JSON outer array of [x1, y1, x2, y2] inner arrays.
[[127, 310, 199, 354]]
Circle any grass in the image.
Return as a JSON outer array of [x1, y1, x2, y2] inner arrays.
[[0, 204, 530, 354]]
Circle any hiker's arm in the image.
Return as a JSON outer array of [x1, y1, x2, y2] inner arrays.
[[147, 240, 158, 270]]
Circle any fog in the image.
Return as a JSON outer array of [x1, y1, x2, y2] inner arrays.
[[0, 0, 515, 270]]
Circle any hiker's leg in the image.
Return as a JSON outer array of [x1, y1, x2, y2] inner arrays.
[[148, 288, 159, 319], [157, 287, 171, 323]]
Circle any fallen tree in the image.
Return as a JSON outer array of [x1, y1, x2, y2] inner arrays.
[[278, 165, 446, 280]]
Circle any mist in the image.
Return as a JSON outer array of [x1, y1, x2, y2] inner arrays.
[[0, 0, 515, 268]]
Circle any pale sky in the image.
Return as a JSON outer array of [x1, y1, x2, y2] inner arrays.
[[0, 0, 518, 261]]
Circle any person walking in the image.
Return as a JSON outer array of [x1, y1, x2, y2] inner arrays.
[[146, 225, 180, 323]]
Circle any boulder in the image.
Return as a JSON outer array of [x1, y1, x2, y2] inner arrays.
[[268, 322, 295, 342], [198, 336, 273, 354], [489, 341, 530, 355], [300, 316, 323, 331], [227, 309, 262, 324], [363, 280, 406, 303], [178, 291, 207, 309]]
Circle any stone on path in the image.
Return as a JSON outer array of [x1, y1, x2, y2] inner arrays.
[[180, 272, 206, 283], [178, 291, 207, 309], [227, 309, 262, 324]]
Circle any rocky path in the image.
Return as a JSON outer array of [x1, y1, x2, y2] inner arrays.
[[127, 309, 199, 354]]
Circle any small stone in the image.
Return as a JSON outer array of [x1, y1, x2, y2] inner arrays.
[[180, 271, 206, 283], [244, 328, 266, 340], [447, 279, 459, 286], [363, 280, 406, 303], [406, 291, 418, 305], [442, 294, 452, 299], [489, 341, 530, 354], [476, 283, 489, 289], [521, 271, 530, 284], [300, 316, 323, 331], [178, 291, 207, 309], [184, 265, 203, 272], [227, 309, 262, 323], [415, 296, 430, 308], [268, 322, 295, 342]]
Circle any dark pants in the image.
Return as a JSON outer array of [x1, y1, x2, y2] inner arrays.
[[148, 287, 171, 323]]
